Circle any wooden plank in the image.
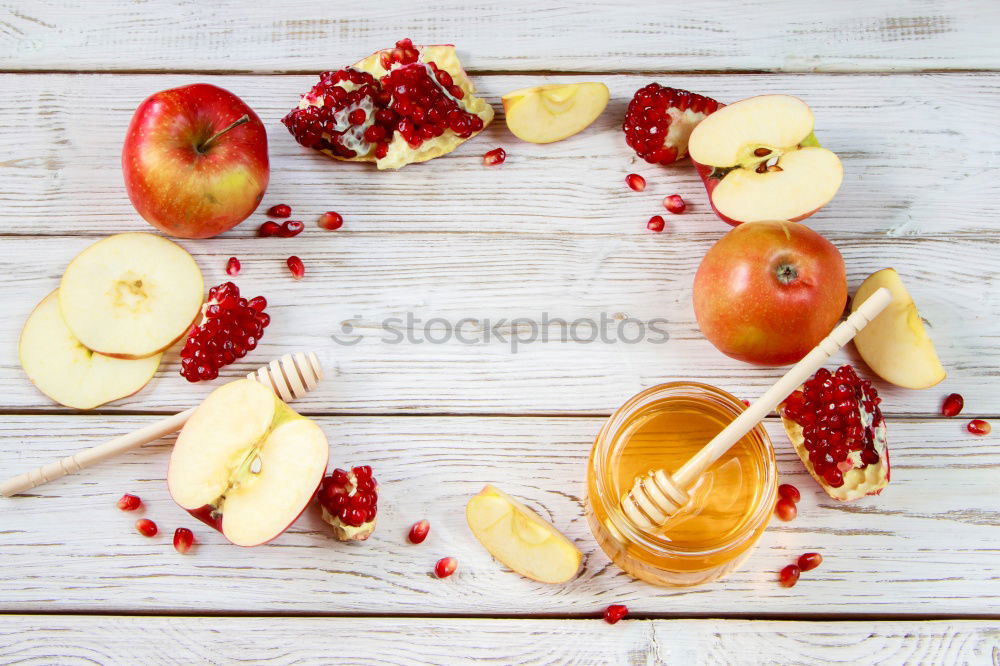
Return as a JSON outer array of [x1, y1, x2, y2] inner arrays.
[[0, 416, 996, 615], [1, 616, 997, 665], [0, 233, 995, 416], [2, 1, 998, 73], [0, 72, 998, 238]]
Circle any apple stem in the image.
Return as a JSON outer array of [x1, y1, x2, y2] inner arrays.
[[198, 114, 250, 153]]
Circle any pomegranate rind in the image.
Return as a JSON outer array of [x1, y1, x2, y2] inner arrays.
[[320, 505, 376, 541]]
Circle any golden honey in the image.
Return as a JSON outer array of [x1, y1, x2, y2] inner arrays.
[[586, 382, 777, 586]]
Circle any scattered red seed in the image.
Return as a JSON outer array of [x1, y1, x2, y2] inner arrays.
[[287, 256, 305, 280], [179, 282, 270, 382], [173, 527, 195, 554], [434, 556, 457, 578], [775, 498, 797, 521], [135, 518, 158, 537], [267, 204, 292, 218], [318, 212, 344, 231], [258, 221, 281, 237], [779, 564, 800, 587], [942, 393, 964, 417], [647, 215, 665, 232], [225, 256, 241, 276], [117, 493, 141, 511], [741, 399, 751, 407], [278, 220, 304, 237], [968, 419, 991, 436], [603, 604, 629, 624], [798, 552, 823, 571], [408, 519, 430, 544], [778, 484, 801, 504], [625, 173, 646, 192], [664, 194, 686, 214], [483, 147, 506, 166]]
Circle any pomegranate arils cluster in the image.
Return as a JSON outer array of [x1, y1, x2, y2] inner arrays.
[[179, 282, 270, 382], [623, 84, 721, 165], [318, 466, 378, 541]]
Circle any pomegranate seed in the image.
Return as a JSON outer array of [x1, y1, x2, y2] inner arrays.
[[778, 484, 800, 504], [623, 84, 721, 165], [179, 282, 270, 382], [278, 220, 304, 237], [942, 393, 964, 417], [225, 256, 240, 276], [798, 552, 823, 571], [603, 604, 628, 624], [173, 527, 195, 554], [117, 493, 141, 511], [434, 556, 457, 578], [779, 564, 800, 587], [968, 419, 991, 436], [647, 215, 665, 232], [483, 147, 506, 166], [408, 519, 430, 544], [267, 204, 292, 218], [258, 221, 281, 237], [135, 518, 158, 537], [625, 173, 646, 192], [774, 498, 797, 521], [663, 194, 686, 214], [287, 256, 305, 280], [318, 211, 344, 230]]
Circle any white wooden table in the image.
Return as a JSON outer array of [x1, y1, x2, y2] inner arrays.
[[2, 1, 999, 663]]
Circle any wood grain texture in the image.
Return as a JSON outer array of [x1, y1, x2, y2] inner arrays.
[[1, 616, 997, 665], [2, 1, 998, 73], [1, 416, 997, 615]]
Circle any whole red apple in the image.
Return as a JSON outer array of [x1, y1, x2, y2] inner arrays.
[[122, 83, 269, 239], [692, 221, 847, 365]]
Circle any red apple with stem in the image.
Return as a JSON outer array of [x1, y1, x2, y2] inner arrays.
[[122, 83, 269, 239], [692, 221, 847, 365]]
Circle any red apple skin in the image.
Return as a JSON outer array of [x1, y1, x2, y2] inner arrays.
[[692, 158, 823, 227], [692, 221, 847, 365], [122, 84, 269, 239]]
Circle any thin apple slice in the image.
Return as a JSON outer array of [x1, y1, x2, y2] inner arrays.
[[59, 233, 204, 359], [852, 268, 946, 389], [466, 484, 582, 584], [502, 83, 609, 143], [19, 290, 161, 409]]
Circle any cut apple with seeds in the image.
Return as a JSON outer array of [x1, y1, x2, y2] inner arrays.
[[19, 290, 160, 409], [167, 379, 328, 547], [852, 268, 946, 389], [688, 95, 843, 225], [466, 485, 582, 584], [502, 83, 609, 144], [59, 233, 204, 359]]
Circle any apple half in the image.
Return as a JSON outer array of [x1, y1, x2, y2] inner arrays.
[[59, 233, 204, 359], [852, 268, 946, 389], [687, 95, 843, 225], [502, 83, 609, 144], [466, 485, 582, 584], [19, 290, 161, 409], [168, 379, 329, 547]]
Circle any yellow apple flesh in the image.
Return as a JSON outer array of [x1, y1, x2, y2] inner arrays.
[[502, 83, 609, 144], [852, 268, 946, 389]]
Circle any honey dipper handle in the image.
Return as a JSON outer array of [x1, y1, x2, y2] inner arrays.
[[672, 287, 893, 490]]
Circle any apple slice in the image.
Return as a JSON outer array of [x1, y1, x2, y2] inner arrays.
[[688, 95, 843, 225], [19, 290, 161, 409], [59, 233, 204, 359], [852, 268, 946, 389], [167, 379, 329, 547], [502, 83, 609, 144], [466, 485, 582, 584]]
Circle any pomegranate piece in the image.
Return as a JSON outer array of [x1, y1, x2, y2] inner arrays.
[[179, 282, 270, 382], [434, 556, 457, 578], [286, 256, 305, 280], [173, 527, 195, 554], [779, 564, 800, 587], [647, 215, 665, 232], [780, 365, 890, 501], [408, 519, 430, 544], [483, 147, 506, 166], [603, 604, 628, 624], [774, 498, 797, 521], [623, 84, 721, 165], [225, 256, 240, 276], [941, 393, 964, 417], [278, 220, 304, 237], [778, 483, 801, 504], [318, 211, 343, 230], [267, 204, 292, 218], [968, 419, 991, 436], [664, 194, 686, 214], [625, 173, 646, 192], [135, 518, 158, 537], [798, 552, 822, 571], [317, 466, 378, 541], [258, 221, 281, 237], [117, 493, 142, 511]]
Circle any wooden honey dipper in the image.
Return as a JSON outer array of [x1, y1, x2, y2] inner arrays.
[[623, 288, 892, 531], [0, 352, 322, 497]]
